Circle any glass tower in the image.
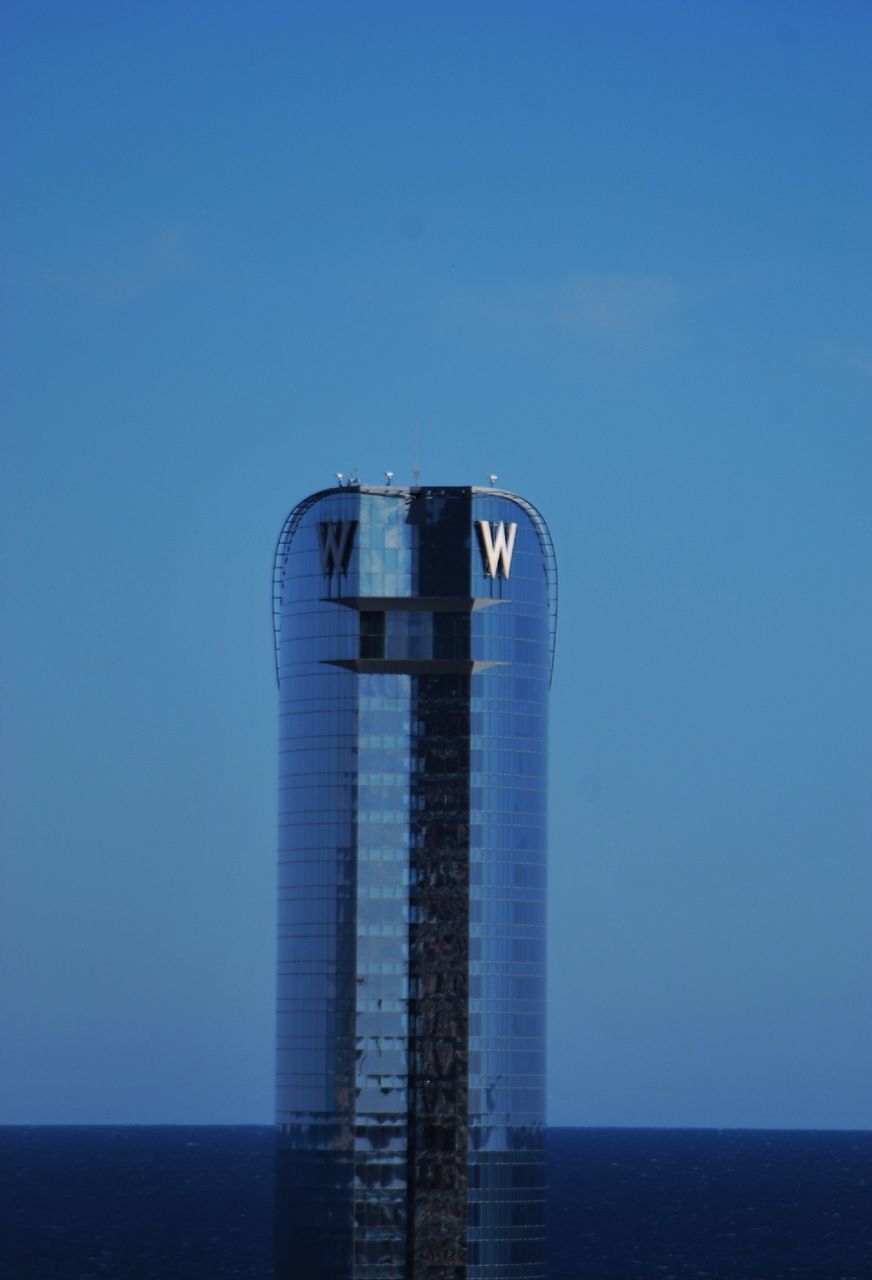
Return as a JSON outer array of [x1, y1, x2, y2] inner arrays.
[[273, 484, 557, 1280]]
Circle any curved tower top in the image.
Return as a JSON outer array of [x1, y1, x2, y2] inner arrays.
[[272, 484, 558, 689]]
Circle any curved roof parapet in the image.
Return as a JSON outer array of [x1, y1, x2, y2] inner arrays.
[[478, 487, 558, 688], [271, 487, 335, 687], [272, 484, 558, 688]]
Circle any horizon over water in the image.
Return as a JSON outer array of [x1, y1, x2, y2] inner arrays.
[[2, 1125, 870, 1279]]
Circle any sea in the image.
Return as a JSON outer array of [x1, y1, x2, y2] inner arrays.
[[2, 1127, 870, 1279]]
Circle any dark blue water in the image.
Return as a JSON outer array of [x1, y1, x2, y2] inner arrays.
[[2, 1127, 870, 1278]]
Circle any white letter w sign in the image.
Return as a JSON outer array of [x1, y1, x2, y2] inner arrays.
[[477, 520, 517, 578], [318, 520, 356, 575]]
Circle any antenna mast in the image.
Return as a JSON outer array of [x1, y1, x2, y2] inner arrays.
[[412, 422, 420, 486]]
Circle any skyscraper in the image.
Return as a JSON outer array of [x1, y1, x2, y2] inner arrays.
[[272, 483, 556, 1280]]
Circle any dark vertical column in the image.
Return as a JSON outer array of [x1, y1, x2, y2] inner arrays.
[[407, 674, 470, 1280], [404, 489, 473, 1279]]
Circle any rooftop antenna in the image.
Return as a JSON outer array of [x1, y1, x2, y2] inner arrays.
[[385, 470, 394, 485], [488, 473, 498, 487], [412, 422, 421, 487], [335, 471, 344, 486], [349, 470, 360, 487]]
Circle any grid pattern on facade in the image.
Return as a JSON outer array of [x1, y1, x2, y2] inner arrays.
[[467, 493, 549, 1279]]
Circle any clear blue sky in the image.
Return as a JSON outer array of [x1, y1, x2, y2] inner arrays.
[[2, 0, 870, 1128]]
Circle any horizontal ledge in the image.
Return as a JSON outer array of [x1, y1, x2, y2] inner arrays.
[[320, 596, 508, 612], [322, 659, 508, 675]]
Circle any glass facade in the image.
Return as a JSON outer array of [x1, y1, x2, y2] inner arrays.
[[273, 485, 556, 1280]]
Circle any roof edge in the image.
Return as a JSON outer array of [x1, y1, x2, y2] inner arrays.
[[271, 485, 557, 688]]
